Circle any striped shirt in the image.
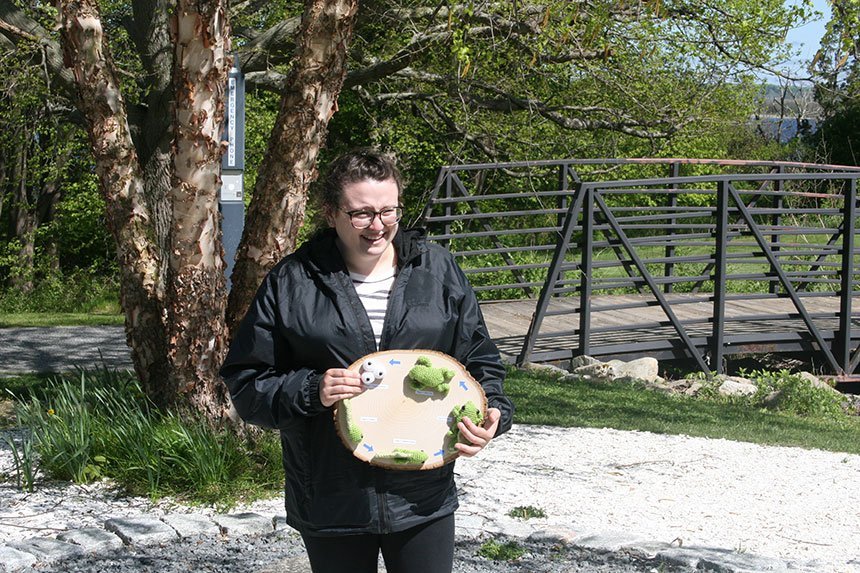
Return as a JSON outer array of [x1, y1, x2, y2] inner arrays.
[[350, 269, 397, 348]]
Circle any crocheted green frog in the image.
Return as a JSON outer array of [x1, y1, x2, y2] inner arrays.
[[407, 356, 455, 395], [446, 401, 484, 449], [340, 399, 363, 443]]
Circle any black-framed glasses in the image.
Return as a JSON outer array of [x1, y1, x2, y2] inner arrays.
[[340, 206, 403, 229]]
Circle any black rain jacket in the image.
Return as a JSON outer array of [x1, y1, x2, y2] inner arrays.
[[220, 227, 514, 536]]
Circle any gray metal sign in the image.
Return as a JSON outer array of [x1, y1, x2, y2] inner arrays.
[[220, 54, 245, 290]]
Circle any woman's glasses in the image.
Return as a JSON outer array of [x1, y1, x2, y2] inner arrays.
[[340, 206, 403, 229]]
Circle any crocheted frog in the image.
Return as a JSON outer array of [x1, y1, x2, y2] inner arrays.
[[446, 401, 484, 449], [407, 356, 455, 395]]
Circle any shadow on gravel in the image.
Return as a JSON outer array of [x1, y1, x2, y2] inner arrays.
[[456, 538, 689, 573], [33, 532, 688, 573]]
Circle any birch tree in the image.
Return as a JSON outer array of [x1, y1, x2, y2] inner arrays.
[[0, 0, 358, 420]]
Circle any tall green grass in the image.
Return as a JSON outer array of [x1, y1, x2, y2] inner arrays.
[[7, 368, 282, 506]]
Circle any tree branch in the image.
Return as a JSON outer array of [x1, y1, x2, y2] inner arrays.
[[237, 16, 301, 73], [0, 18, 38, 42], [0, 4, 76, 102], [345, 28, 450, 88], [383, 68, 687, 139], [244, 69, 288, 92]]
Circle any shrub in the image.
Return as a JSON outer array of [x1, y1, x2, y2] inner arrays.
[[693, 368, 847, 421], [0, 268, 119, 314], [507, 505, 547, 519], [746, 369, 847, 420]]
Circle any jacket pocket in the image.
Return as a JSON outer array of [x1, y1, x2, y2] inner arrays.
[[307, 487, 374, 529]]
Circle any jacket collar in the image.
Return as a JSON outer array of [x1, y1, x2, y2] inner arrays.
[[393, 226, 427, 265], [299, 226, 428, 274]]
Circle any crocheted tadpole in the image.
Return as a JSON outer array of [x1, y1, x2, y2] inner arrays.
[[373, 448, 429, 465], [340, 399, 363, 443]]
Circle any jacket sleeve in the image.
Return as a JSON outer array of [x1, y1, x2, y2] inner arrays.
[[449, 262, 515, 437], [220, 270, 327, 429]]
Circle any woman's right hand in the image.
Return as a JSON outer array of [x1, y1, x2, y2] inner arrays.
[[319, 368, 365, 407]]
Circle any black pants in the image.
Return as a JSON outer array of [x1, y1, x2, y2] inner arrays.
[[301, 514, 455, 573]]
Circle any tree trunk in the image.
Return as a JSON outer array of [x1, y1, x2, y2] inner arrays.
[[130, 0, 175, 300], [0, 150, 6, 225], [56, 0, 360, 420], [57, 0, 170, 401], [36, 140, 72, 276], [225, 0, 359, 336], [165, 0, 232, 421], [11, 136, 34, 292]]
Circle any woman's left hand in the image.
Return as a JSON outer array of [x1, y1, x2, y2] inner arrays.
[[454, 407, 501, 457]]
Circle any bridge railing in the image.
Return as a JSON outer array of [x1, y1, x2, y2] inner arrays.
[[419, 159, 860, 375]]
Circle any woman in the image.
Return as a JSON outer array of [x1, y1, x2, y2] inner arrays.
[[220, 149, 514, 573]]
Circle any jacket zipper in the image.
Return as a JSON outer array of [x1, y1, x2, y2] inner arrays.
[[376, 470, 390, 534], [379, 261, 412, 351]]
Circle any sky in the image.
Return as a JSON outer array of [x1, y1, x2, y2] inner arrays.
[[785, 0, 831, 64]]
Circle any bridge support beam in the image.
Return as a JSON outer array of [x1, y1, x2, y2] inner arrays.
[[838, 179, 857, 374]]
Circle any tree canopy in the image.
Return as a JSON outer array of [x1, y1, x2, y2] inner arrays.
[[809, 0, 860, 164], [0, 0, 813, 419]]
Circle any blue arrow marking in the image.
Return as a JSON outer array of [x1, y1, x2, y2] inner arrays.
[[363, 444, 374, 453], [434, 449, 445, 457], [459, 380, 468, 391], [389, 359, 401, 365]]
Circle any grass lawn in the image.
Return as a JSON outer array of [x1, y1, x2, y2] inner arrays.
[[0, 313, 124, 328], [0, 373, 58, 403], [505, 367, 860, 455]]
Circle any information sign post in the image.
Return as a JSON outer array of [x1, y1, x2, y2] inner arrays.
[[220, 56, 245, 291]]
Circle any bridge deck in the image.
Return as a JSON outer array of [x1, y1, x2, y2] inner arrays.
[[480, 295, 860, 366]]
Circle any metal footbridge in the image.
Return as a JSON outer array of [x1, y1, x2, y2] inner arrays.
[[420, 158, 860, 379]]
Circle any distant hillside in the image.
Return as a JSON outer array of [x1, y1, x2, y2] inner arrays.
[[758, 83, 822, 119]]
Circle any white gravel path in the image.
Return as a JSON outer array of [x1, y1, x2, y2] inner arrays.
[[2, 424, 859, 572], [456, 425, 860, 572]]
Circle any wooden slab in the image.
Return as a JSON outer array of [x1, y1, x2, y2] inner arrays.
[[333, 350, 487, 470]]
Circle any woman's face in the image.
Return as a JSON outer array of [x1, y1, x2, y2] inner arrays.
[[329, 177, 400, 272]]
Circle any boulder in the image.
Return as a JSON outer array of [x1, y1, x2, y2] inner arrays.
[[799, 371, 844, 397], [717, 376, 758, 397], [843, 394, 860, 416], [761, 389, 784, 409], [606, 357, 659, 383], [570, 355, 602, 370], [798, 371, 824, 387], [571, 362, 614, 380], [521, 362, 568, 379], [684, 381, 704, 396]]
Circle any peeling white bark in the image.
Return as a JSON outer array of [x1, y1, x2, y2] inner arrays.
[[165, 0, 232, 419], [226, 0, 359, 335], [58, 0, 169, 402]]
